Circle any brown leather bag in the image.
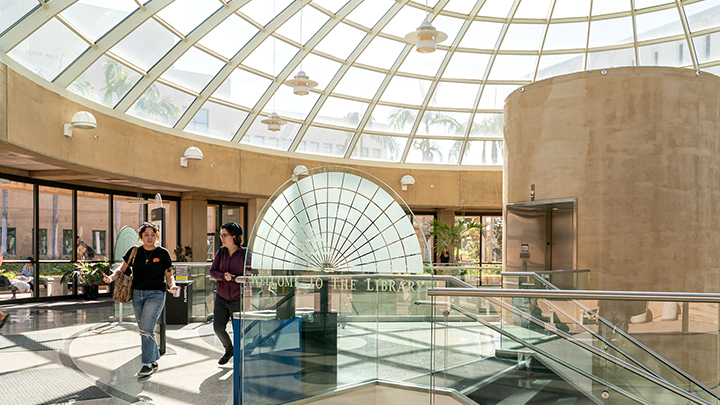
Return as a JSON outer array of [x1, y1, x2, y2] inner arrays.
[[112, 246, 137, 303]]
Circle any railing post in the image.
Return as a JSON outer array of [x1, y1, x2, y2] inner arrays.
[[233, 311, 241, 405]]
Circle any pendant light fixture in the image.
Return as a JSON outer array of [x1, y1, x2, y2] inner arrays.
[[264, 0, 286, 132], [284, 5, 317, 95], [405, 1, 447, 53]]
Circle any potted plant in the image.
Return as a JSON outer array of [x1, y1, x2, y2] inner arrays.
[[62, 261, 109, 300], [426, 219, 483, 267], [173, 245, 193, 262]]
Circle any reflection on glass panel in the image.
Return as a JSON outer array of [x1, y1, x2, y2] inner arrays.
[[110, 19, 179, 72], [536, 53, 585, 80], [60, 1, 137, 41], [128, 82, 194, 127], [684, 0, 720, 33], [367, 105, 417, 134], [77, 190, 108, 262], [399, 49, 446, 76], [588, 17, 634, 48], [432, 15, 465, 44], [184, 101, 248, 141], [478, 0, 514, 18], [635, 8, 684, 41], [460, 21, 503, 49], [406, 138, 463, 164], [478, 85, 520, 109], [68, 56, 142, 108], [487, 55, 537, 80], [215, 68, 272, 108], [334, 67, 386, 99], [314, 23, 367, 60], [381, 5, 426, 38], [207, 204, 217, 261], [1, 180, 34, 260], [346, 0, 394, 28], [314, 97, 369, 128], [470, 113, 503, 137], [243, 37, 298, 76], [241, 116, 300, 150], [416, 111, 470, 137], [461, 140, 504, 165], [592, 0, 630, 15], [587, 48, 636, 69], [9, 19, 89, 80], [356, 36, 406, 70], [264, 85, 320, 120], [500, 24, 545, 51], [0, 0, 37, 35], [199, 14, 257, 59], [552, 0, 591, 18], [693, 32, 720, 64], [482, 216, 503, 263], [515, 0, 553, 18], [157, 0, 220, 35], [160, 47, 225, 93], [430, 82, 480, 108], [379, 76, 433, 105], [543, 22, 588, 50], [38, 186, 72, 260], [241, 0, 293, 26], [350, 134, 407, 162], [311, 0, 349, 14], [297, 126, 352, 157], [638, 39, 692, 67], [114, 195, 145, 257], [276, 5, 329, 44], [443, 52, 490, 80], [163, 200, 178, 258]]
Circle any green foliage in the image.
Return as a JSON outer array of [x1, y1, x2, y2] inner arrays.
[[101, 59, 136, 107], [174, 245, 193, 262], [62, 261, 110, 284], [425, 219, 483, 263]]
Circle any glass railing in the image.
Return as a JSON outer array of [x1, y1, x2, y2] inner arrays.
[[232, 273, 449, 405], [502, 272, 720, 404], [428, 288, 720, 405]]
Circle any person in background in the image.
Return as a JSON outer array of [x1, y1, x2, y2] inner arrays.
[[18, 257, 34, 290], [209, 222, 252, 365], [103, 222, 179, 377], [0, 253, 8, 328], [439, 249, 450, 263]]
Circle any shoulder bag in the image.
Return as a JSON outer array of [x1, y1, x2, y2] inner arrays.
[[113, 246, 138, 303]]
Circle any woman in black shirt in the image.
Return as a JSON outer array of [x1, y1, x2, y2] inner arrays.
[[104, 222, 178, 377]]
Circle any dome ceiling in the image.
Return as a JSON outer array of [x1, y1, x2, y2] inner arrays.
[[0, 0, 718, 166]]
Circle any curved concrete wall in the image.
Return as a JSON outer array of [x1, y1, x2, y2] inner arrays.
[[504, 67, 720, 292]]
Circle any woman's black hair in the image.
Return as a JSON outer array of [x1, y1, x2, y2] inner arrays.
[[221, 222, 244, 247], [138, 222, 160, 238]]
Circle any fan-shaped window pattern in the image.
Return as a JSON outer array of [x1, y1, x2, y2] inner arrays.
[[249, 168, 424, 273]]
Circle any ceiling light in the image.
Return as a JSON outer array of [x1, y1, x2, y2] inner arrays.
[[64, 111, 97, 137], [405, 20, 447, 53], [180, 146, 204, 167], [284, 71, 318, 96], [261, 112, 287, 132]]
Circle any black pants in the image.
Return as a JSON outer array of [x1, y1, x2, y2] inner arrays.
[[213, 295, 241, 354]]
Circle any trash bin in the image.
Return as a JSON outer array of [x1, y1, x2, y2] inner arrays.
[[166, 280, 194, 324]]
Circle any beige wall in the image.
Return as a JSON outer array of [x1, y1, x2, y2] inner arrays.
[[504, 67, 720, 292]]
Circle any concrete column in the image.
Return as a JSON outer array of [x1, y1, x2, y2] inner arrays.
[[246, 197, 268, 241], [180, 194, 208, 263], [504, 67, 720, 292]]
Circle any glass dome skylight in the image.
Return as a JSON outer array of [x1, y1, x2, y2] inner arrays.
[[1, 0, 718, 166]]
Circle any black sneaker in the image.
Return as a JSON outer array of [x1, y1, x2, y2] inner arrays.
[[138, 365, 155, 377], [218, 352, 233, 365], [152, 363, 158, 372]]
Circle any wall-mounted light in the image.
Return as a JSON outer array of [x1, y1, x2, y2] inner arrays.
[[292, 165, 308, 182], [400, 174, 415, 191], [180, 146, 203, 167], [64, 111, 97, 137]]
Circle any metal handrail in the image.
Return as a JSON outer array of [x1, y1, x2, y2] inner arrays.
[[500, 272, 719, 400], [418, 300, 707, 405], [422, 294, 713, 404], [429, 288, 720, 303], [502, 269, 589, 275]]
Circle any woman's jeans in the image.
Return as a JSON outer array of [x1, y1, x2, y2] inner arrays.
[[213, 295, 241, 354], [131, 289, 166, 364]]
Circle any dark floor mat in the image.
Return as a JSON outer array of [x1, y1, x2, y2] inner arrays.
[[0, 367, 111, 405], [0, 333, 64, 352]]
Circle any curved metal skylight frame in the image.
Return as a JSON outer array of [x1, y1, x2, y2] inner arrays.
[[0, 0, 717, 166]]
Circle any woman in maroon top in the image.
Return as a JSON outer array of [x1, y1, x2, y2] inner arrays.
[[209, 222, 251, 365]]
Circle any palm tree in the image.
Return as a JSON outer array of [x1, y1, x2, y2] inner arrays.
[[389, 109, 460, 163], [69, 77, 96, 99], [343, 111, 402, 158], [100, 59, 136, 107], [426, 218, 483, 263], [133, 84, 182, 126]]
